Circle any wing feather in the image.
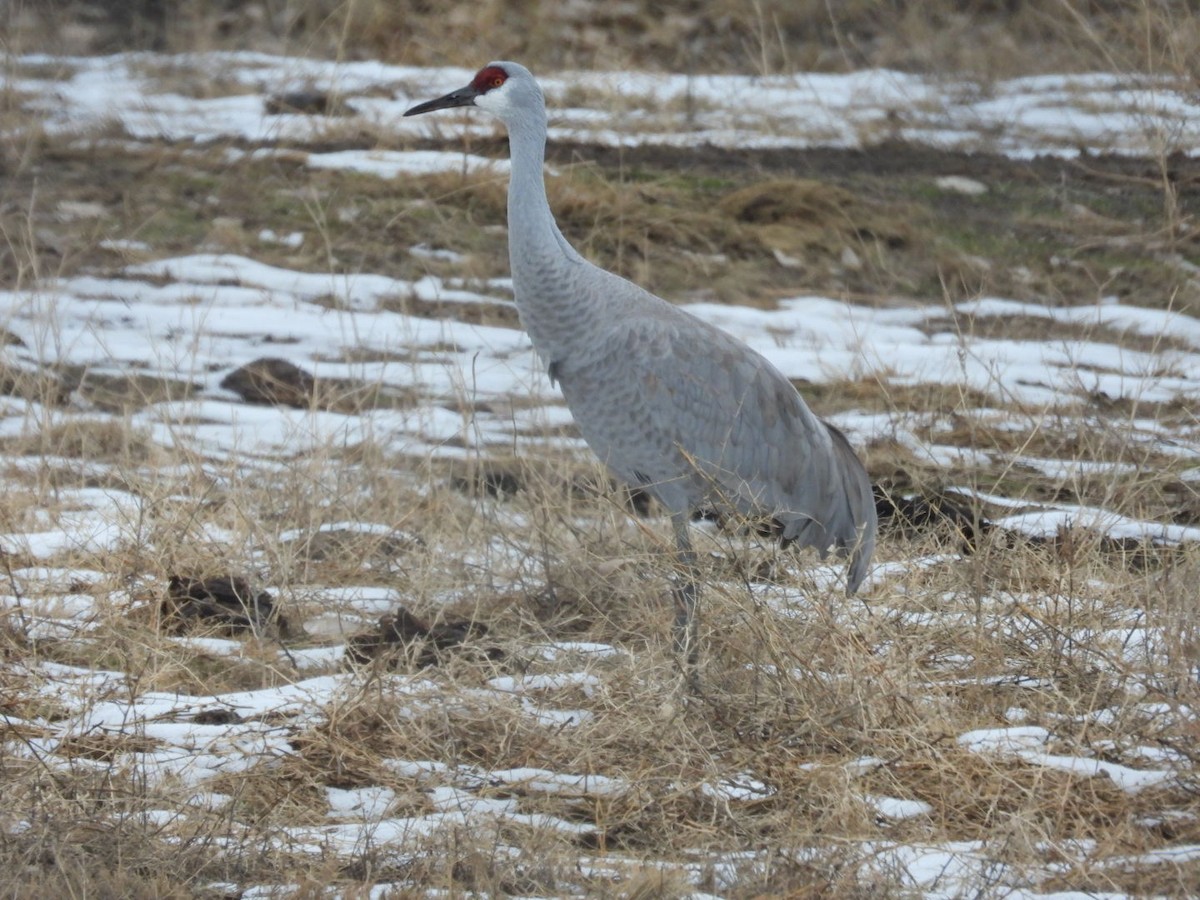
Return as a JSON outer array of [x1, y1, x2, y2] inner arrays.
[[557, 307, 875, 591]]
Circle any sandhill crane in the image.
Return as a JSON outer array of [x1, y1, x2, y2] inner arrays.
[[405, 62, 876, 672]]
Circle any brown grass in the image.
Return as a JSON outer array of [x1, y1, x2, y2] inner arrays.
[[1, 8, 1199, 896], [8, 1, 1200, 81], [2, 462, 1198, 892]]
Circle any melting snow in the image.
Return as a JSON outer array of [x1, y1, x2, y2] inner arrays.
[[9, 54, 1200, 157], [958, 726, 1175, 793], [2, 51, 1199, 898], [866, 795, 935, 821]]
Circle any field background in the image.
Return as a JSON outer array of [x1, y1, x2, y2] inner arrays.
[[3, 2, 1200, 897], [8, 0, 1200, 78]]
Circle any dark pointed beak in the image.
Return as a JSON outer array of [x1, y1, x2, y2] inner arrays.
[[404, 84, 479, 117]]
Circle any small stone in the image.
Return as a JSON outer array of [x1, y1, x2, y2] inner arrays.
[[771, 247, 803, 268], [934, 176, 988, 196], [55, 201, 108, 221]]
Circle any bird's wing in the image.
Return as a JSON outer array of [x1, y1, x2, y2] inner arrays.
[[589, 309, 875, 589]]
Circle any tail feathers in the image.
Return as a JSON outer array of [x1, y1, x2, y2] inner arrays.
[[845, 529, 873, 595], [824, 422, 877, 595]]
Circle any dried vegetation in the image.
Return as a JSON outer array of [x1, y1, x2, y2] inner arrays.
[[1, 1, 1199, 896]]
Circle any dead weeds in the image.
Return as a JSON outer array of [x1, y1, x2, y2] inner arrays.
[[1, 18, 1199, 895]]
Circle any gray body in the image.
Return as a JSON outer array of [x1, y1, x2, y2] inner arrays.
[[406, 62, 877, 666], [534, 253, 873, 581]]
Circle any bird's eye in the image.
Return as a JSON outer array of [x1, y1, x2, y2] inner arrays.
[[472, 67, 509, 92]]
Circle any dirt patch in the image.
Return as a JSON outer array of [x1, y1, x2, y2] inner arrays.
[[345, 607, 500, 669], [9, 130, 1197, 317], [220, 357, 417, 413], [161, 574, 297, 639], [485, 137, 1198, 312]]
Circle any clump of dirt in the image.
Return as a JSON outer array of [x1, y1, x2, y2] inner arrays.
[[264, 90, 356, 116], [161, 574, 298, 638], [345, 607, 501, 669], [221, 358, 316, 408], [220, 357, 416, 413]]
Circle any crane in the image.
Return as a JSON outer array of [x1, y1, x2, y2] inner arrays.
[[405, 62, 876, 673]]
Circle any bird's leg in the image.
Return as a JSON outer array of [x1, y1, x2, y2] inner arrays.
[[671, 514, 701, 682]]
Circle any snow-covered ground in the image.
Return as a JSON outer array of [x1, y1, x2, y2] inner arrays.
[[2, 52, 1199, 897], [13, 53, 1200, 157]]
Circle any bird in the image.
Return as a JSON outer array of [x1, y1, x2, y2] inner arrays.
[[405, 62, 876, 673]]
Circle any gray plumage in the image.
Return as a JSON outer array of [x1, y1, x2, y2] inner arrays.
[[406, 62, 876, 668]]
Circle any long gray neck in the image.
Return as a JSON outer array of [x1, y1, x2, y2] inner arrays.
[[503, 106, 591, 364]]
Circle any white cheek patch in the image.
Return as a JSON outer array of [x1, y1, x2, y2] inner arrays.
[[475, 88, 510, 115]]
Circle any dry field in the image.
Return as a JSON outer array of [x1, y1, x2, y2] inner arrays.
[[2, 3, 1200, 898], [7, 0, 1200, 79]]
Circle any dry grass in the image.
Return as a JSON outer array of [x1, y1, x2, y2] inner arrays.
[[1, 8, 1199, 896], [7, 0, 1200, 81], [6, 403, 1195, 843], [4, 399, 1196, 893]]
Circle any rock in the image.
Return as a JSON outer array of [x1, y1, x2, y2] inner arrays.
[[934, 176, 988, 196], [55, 201, 109, 221], [771, 247, 804, 268]]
